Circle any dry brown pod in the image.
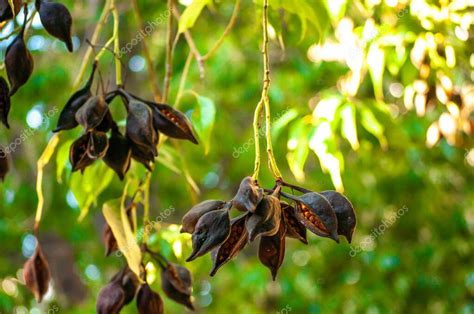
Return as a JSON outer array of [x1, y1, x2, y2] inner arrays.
[[0, 77, 11, 128], [75, 95, 109, 132], [246, 194, 281, 241], [181, 200, 226, 234], [103, 130, 132, 180], [5, 6, 34, 96], [35, 0, 73, 52], [136, 284, 164, 314], [160, 263, 194, 311], [126, 97, 158, 157], [23, 243, 51, 302], [232, 176, 264, 212], [320, 190, 356, 243], [210, 213, 248, 276], [96, 277, 125, 314], [87, 131, 109, 159], [69, 133, 95, 172], [281, 202, 307, 244], [0, 148, 8, 181], [259, 218, 286, 280]]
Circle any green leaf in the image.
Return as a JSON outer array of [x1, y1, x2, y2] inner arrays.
[[308, 122, 344, 192], [178, 0, 212, 34], [8, 0, 17, 17], [56, 139, 73, 183], [367, 43, 385, 101], [103, 199, 143, 280], [340, 103, 359, 150], [360, 107, 388, 149], [192, 95, 216, 155], [286, 120, 309, 182], [271, 108, 299, 140], [70, 163, 115, 221]]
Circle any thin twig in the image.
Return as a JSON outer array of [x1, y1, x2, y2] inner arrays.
[[131, 0, 163, 102], [175, 52, 193, 108], [202, 0, 241, 61], [163, 0, 175, 103], [111, 0, 122, 86]]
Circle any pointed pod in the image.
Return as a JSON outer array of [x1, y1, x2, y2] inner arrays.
[[245, 194, 281, 241], [120, 267, 140, 305], [210, 213, 248, 276], [75, 95, 109, 132], [130, 142, 154, 171], [320, 191, 356, 243], [5, 9, 34, 96], [232, 176, 264, 212], [126, 98, 159, 157], [35, 0, 73, 52], [151, 103, 198, 144], [69, 133, 94, 172], [136, 284, 164, 314], [23, 243, 51, 302], [0, 0, 21, 22], [282, 202, 307, 244], [186, 209, 231, 262], [0, 77, 11, 128], [102, 222, 118, 257], [259, 220, 286, 280], [87, 131, 109, 159], [0, 147, 8, 181], [181, 200, 226, 234], [286, 192, 339, 242], [161, 263, 194, 311], [96, 278, 125, 314], [54, 62, 97, 132], [103, 130, 132, 180]]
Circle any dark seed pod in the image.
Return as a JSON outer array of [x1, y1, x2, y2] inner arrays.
[[0, 147, 8, 181], [282, 202, 307, 244], [69, 133, 94, 172], [126, 98, 159, 157], [150, 103, 198, 144], [102, 223, 118, 257], [0, 77, 11, 128], [96, 278, 125, 314], [23, 243, 51, 302], [246, 194, 281, 241], [210, 213, 248, 276], [136, 284, 164, 314], [233, 176, 264, 212], [288, 192, 339, 242], [75, 95, 109, 132], [161, 263, 194, 311], [87, 131, 109, 159], [130, 142, 154, 171], [259, 219, 286, 280], [320, 191, 356, 243], [121, 268, 139, 305], [95, 110, 116, 133], [0, 0, 21, 22], [5, 7, 34, 96], [103, 130, 132, 180], [186, 209, 231, 262], [54, 62, 97, 132], [35, 0, 73, 52], [181, 200, 226, 234]]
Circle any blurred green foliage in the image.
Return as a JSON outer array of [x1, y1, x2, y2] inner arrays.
[[0, 0, 473, 313]]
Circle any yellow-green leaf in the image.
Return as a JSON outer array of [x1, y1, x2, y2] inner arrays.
[[103, 199, 143, 280], [178, 0, 212, 34], [340, 103, 359, 150]]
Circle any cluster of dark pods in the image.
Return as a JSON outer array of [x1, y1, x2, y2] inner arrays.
[[96, 254, 194, 314], [182, 177, 356, 279], [54, 62, 198, 179], [0, 0, 73, 125]]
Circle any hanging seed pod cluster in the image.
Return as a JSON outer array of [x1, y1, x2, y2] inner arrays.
[[182, 177, 356, 279], [53, 62, 198, 179]]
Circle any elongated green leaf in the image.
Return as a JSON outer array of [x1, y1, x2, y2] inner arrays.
[[360, 107, 388, 149], [192, 95, 216, 155], [367, 43, 385, 101], [56, 139, 73, 183], [178, 0, 212, 33], [103, 199, 142, 280], [272, 108, 299, 140], [286, 120, 309, 182], [340, 103, 359, 150]]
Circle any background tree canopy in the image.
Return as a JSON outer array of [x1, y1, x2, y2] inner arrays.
[[0, 0, 473, 313]]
